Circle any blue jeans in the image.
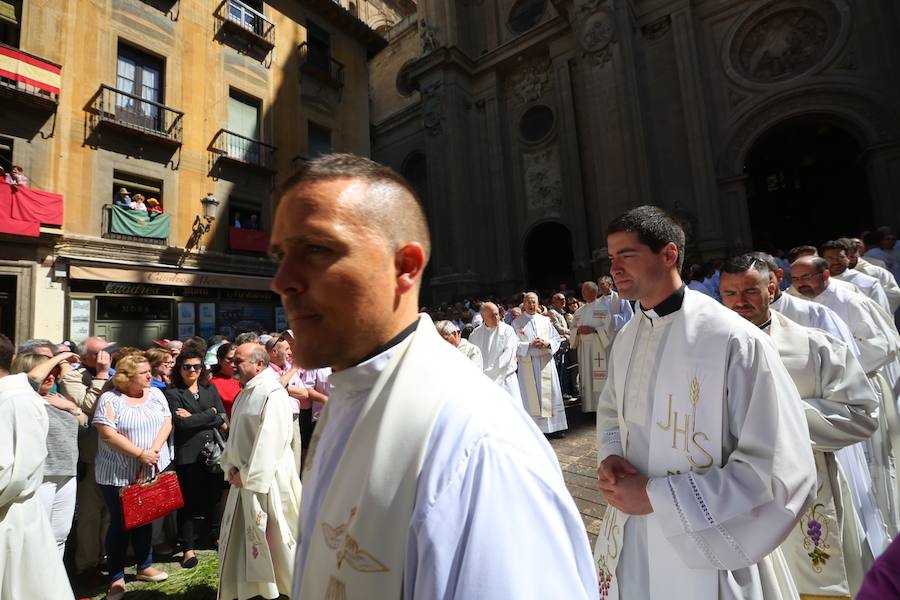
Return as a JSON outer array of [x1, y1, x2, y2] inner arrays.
[[99, 484, 153, 582]]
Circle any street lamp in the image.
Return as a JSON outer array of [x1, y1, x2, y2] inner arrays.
[[192, 193, 220, 236]]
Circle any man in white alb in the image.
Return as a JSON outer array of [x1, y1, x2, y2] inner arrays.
[[597, 275, 634, 327], [513, 292, 569, 437], [721, 254, 879, 598], [275, 154, 596, 599], [821, 239, 892, 315], [571, 282, 613, 413], [468, 302, 522, 405], [843, 237, 900, 313], [218, 343, 301, 600], [791, 255, 900, 536], [435, 320, 483, 369], [594, 206, 816, 600]]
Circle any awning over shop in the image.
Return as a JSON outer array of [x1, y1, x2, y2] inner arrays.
[[69, 264, 274, 292], [110, 205, 170, 240], [0, 181, 63, 237]]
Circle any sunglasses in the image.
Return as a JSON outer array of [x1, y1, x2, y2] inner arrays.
[[181, 363, 203, 371]]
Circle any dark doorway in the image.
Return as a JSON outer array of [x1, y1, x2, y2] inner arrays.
[[745, 118, 872, 252], [0, 275, 16, 342], [524, 222, 574, 293]]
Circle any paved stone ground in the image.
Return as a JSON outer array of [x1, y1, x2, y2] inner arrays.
[[548, 407, 606, 547]]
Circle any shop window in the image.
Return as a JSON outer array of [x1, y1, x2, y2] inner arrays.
[[308, 121, 331, 159], [112, 171, 164, 209]]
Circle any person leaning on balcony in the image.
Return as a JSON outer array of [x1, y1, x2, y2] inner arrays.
[[8, 165, 28, 187], [113, 187, 131, 208], [130, 193, 148, 212], [147, 197, 163, 215]]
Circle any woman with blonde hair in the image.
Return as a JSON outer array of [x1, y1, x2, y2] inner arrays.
[[93, 354, 172, 600], [10, 351, 87, 558]]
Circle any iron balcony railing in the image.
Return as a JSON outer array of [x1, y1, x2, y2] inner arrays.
[[216, 0, 275, 47], [211, 129, 276, 171], [0, 42, 61, 106], [91, 84, 184, 144], [298, 42, 345, 87]]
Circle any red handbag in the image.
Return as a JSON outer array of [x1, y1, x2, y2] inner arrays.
[[119, 465, 184, 530]]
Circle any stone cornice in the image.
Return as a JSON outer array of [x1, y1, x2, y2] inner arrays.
[[54, 234, 277, 277]]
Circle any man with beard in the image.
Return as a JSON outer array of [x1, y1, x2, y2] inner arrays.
[[720, 254, 878, 597], [791, 255, 900, 535], [821, 239, 892, 314]]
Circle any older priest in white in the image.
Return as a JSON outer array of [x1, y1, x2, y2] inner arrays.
[[0, 340, 74, 599], [468, 302, 522, 404], [276, 155, 596, 599], [513, 292, 568, 435], [218, 342, 301, 600], [721, 255, 879, 598], [594, 206, 816, 600]]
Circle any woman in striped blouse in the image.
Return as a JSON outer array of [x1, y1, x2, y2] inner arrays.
[[93, 353, 172, 600]]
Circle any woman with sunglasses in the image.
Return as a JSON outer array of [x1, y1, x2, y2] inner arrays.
[[165, 350, 228, 569], [209, 342, 240, 419]]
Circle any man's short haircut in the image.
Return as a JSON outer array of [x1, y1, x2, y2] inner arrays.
[[862, 230, 884, 247], [835, 237, 856, 250], [434, 320, 459, 337], [810, 256, 829, 273], [721, 254, 770, 276], [0, 333, 15, 372], [278, 153, 431, 261], [749, 251, 780, 283], [247, 344, 270, 367], [235, 331, 259, 345], [787, 245, 818, 262], [819, 239, 850, 254], [582, 281, 599, 293], [606, 205, 686, 271], [598, 275, 613, 285], [17, 338, 56, 355]]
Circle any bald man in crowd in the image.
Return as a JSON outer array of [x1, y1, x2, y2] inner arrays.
[[469, 301, 522, 404], [274, 154, 596, 599]]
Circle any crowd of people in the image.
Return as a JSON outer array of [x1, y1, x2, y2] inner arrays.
[[113, 187, 164, 215], [4, 152, 900, 600], [0, 331, 319, 599]]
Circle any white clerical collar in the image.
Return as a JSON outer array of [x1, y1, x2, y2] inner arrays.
[[327, 337, 408, 396]]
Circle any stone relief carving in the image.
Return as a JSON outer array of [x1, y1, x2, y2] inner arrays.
[[728, 0, 844, 84], [419, 19, 439, 55], [641, 15, 672, 42], [571, 0, 617, 68], [511, 56, 551, 104], [422, 82, 444, 136], [523, 146, 563, 211]]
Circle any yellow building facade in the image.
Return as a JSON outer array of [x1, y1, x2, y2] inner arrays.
[[0, 0, 396, 346]]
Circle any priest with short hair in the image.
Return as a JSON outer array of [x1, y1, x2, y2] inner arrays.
[[594, 206, 816, 600], [468, 302, 522, 405]]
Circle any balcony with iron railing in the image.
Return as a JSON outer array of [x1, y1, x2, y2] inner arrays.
[[0, 43, 61, 110], [89, 84, 184, 147], [298, 42, 345, 88], [210, 129, 277, 172], [215, 0, 275, 56]]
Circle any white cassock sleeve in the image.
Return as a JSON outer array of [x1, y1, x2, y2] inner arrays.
[[0, 396, 48, 508], [849, 302, 897, 375], [547, 321, 562, 354], [241, 389, 293, 494], [596, 367, 623, 461], [500, 329, 520, 378], [804, 333, 879, 452], [407, 437, 596, 600], [645, 335, 817, 570]]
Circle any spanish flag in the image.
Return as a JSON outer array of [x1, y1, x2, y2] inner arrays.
[[0, 44, 60, 95]]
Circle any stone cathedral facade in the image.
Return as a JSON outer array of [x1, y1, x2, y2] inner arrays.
[[369, 0, 900, 302]]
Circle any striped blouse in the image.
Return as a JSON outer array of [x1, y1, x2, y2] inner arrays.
[[93, 387, 172, 486]]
